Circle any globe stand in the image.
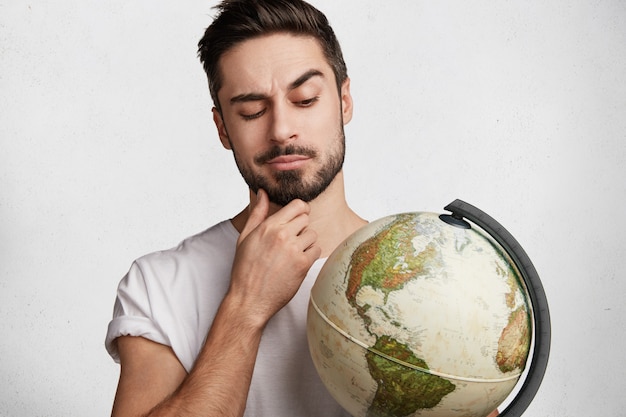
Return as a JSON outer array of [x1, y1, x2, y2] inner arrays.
[[441, 199, 551, 417]]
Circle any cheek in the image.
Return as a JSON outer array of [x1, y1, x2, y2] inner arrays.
[[223, 119, 269, 155], [306, 102, 342, 135], [230, 139, 259, 164]]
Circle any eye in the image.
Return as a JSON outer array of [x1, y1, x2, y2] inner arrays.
[[296, 96, 319, 107], [240, 109, 266, 121]]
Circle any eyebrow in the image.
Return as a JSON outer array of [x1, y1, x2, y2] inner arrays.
[[229, 69, 325, 105], [290, 69, 324, 90]]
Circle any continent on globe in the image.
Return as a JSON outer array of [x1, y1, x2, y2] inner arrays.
[[497, 307, 530, 373], [346, 214, 435, 308], [346, 214, 454, 417], [366, 336, 455, 417], [346, 214, 456, 415]]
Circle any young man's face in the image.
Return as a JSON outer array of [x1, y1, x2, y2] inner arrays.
[[213, 33, 353, 206]]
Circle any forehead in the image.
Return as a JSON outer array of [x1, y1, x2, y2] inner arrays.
[[217, 33, 333, 96]]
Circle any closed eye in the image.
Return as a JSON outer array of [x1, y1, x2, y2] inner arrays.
[[241, 109, 266, 121], [296, 96, 319, 107]]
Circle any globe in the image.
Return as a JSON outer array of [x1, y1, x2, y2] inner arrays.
[[307, 209, 534, 417]]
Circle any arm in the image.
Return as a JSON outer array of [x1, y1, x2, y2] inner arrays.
[[112, 294, 264, 417], [111, 336, 187, 417], [111, 190, 320, 417]]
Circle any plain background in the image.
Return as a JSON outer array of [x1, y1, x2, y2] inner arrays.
[[1, 1, 625, 415]]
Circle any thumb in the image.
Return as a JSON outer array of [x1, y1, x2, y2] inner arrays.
[[239, 189, 269, 243]]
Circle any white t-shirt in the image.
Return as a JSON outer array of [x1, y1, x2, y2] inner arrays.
[[105, 220, 350, 417]]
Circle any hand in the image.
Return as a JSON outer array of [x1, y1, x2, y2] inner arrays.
[[228, 189, 321, 326]]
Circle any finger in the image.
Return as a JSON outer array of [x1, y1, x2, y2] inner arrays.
[[272, 198, 311, 225], [297, 228, 318, 252], [303, 242, 322, 262], [240, 189, 269, 242]]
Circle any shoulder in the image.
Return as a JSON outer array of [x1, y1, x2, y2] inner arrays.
[[117, 220, 239, 299], [134, 220, 238, 275], [107, 220, 239, 367]]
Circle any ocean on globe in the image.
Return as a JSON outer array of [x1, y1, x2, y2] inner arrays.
[[307, 212, 531, 417]]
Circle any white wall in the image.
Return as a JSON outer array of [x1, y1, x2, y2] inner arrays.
[[1, 1, 624, 415]]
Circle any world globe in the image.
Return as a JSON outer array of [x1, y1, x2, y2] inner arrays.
[[307, 200, 550, 417]]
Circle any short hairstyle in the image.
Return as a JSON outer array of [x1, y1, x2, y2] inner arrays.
[[197, 0, 348, 112]]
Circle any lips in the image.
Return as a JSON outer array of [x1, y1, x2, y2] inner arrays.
[[266, 154, 311, 171], [255, 145, 317, 171]]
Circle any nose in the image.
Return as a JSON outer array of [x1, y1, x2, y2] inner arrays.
[[269, 102, 297, 144]]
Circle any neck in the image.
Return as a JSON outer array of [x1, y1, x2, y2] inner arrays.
[[231, 171, 367, 257]]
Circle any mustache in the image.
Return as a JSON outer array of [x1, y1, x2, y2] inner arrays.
[[254, 145, 318, 164]]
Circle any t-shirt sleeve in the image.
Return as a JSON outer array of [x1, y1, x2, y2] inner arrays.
[[104, 261, 170, 363]]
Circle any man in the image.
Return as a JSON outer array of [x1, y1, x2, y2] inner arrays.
[[106, 1, 499, 416], [106, 1, 364, 416]]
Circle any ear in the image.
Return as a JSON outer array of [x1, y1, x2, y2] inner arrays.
[[212, 107, 232, 150], [340, 77, 353, 125]]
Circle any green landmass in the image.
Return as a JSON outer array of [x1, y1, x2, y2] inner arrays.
[[345, 214, 440, 308], [343, 215, 454, 415], [365, 336, 455, 417]]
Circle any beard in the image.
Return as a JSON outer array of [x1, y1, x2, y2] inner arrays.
[[231, 127, 346, 207]]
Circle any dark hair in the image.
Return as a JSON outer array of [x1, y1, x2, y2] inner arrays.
[[197, 0, 348, 111]]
